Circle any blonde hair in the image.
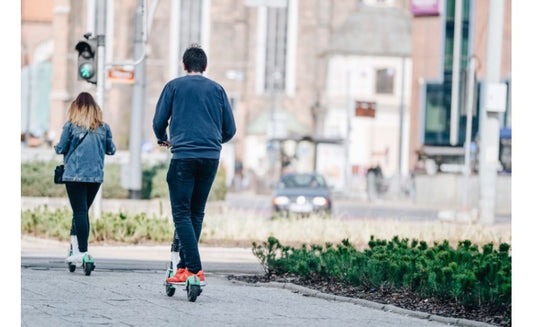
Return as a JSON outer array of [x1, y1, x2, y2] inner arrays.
[[68, 92, 103, 130]]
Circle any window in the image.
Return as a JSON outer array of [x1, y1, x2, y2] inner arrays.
[[422, 0, 473, 146], [264, 5, 288, 91], [281, 174, 327, 189], [423, 81, 480, 146], [376, 68, 395, 94], [443, 0, 470, 82], [256, 0, 298, 95], [177, 0, 208, 76]]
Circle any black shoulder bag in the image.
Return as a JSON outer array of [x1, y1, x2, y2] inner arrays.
[[54, 132, 88, 184]]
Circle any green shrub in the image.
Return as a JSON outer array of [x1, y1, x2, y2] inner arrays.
[[21, 161, 67, 198], [143, 163, 168, 199], [21, 207, 173, 244], [208, 165, 227, 202], [101, 163, 129, 199], [21, 161, 228, 201], [20, 206, 72, 239], [252, 236, 511, 314]]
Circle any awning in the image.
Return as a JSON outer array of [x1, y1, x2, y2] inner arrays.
[[246, 110, 310, 136]]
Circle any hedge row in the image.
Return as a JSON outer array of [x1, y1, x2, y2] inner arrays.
[[252, 236, 511, 312], [21, 207, 174, 244], [21, 161, 227, 201]]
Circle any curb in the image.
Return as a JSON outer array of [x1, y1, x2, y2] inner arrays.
[[230, 280, 496, 327]]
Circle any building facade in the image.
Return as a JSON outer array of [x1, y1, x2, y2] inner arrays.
[[21, 0, 510, 197], [30, 0, 411, 193], [408, 0, 512, 172], [320, 2, 412, 192]]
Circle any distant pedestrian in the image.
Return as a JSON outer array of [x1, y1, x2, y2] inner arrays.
[[54, 92, 116, 265], [153, 44, 236, 285], [366, 164, 383, 202]]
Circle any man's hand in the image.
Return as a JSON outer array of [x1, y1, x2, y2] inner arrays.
[[158, 140, 171, 148]]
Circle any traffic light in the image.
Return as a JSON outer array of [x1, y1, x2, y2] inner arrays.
[[75, 38, 97, 84]]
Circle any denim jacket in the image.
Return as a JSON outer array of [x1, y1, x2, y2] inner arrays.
[[54, 122, 116, 183]]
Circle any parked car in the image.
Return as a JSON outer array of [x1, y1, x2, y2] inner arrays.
[[272, 172, 332, 216]]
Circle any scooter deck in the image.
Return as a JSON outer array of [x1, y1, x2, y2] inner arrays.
[[167, 281, 207, 287]]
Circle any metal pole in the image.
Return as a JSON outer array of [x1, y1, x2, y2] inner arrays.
[[93, 0, 106, 219], [24, 67, 32, 146], [345, 70, 352, 195], [397, 56, 406, 196], [267, 7, 280, 184], [127, 0, 146, 199], [479, 0, 505, 224], [450, 0, 463, 146], [169, 0, 180, 79], [462, 56, 476, 209]]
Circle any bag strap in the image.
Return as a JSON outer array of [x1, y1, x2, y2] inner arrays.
[[64, 131, 89, 164]]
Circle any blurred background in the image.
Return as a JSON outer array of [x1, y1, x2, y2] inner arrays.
[[20, 0, 512, 222]]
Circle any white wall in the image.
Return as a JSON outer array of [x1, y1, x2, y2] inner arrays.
[[323, 54, 412, 178]]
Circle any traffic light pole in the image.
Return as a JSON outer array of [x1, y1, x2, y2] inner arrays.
[[84, 0, 155, 212], [92, 0, 107, 219]]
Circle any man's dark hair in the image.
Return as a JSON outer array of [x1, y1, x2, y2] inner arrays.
[[182, 44, 207, 73]]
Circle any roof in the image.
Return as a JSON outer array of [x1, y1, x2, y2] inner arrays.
[[327, 4, 411, 57]]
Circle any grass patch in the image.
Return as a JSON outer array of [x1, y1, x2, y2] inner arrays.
[[21, 207, 511, 250], [203, 211, 511, 250], [21, 206, 173, 244]]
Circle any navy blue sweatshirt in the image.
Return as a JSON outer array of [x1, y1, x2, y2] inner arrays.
[[152, 74, 236, 159]]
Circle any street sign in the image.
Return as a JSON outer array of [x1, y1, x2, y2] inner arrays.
[[411, 0, 440, 17], [245, 0, 287, 7], [355, 101, 376, 118], [485, 83, 507, 112], [108, 67, 135, 84]]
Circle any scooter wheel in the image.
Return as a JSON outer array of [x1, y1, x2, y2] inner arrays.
[[187, 285, 201, 302], [68, 263, 76, 273], [84, 262, 94, 276], [165, 283, 176, 297]]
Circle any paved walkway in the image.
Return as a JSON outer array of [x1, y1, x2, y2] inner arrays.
[[20, 236, 493, 327]]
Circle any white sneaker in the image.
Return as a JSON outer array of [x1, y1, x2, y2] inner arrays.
[[66, 252, 87, 267], [70, 235, 80, 255]]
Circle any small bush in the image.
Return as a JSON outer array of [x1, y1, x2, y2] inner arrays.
[[21, 207, 173, 244], [21, 161, 67, 197], [21, 161, 228, 201], [100, 163, 129, 199], [208, 165, 227, 202], [252, 236, 511, 313]]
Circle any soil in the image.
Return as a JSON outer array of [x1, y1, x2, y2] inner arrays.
[[227, 273, 510, 327]]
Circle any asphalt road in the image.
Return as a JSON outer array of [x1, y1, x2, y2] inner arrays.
[[225, 193, 512, 223]]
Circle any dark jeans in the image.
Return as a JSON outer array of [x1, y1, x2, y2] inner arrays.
[[65, 182, 101, 252], [167, 158, 219, 273]]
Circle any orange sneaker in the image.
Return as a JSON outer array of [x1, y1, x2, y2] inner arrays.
[[166, 268, 205, 284], [195, 270, 205, 282], [166, 268, 187, 283]]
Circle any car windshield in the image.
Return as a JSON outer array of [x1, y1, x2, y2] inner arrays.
[[280, 174, 327, 189]]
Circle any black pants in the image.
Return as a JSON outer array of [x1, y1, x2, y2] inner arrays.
[[65, 182, 101, 252], [167, 158, 219, 273]]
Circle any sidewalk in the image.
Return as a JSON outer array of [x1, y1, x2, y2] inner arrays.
[[21, 235, 259, 265], [20, 237, 494, 327]]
